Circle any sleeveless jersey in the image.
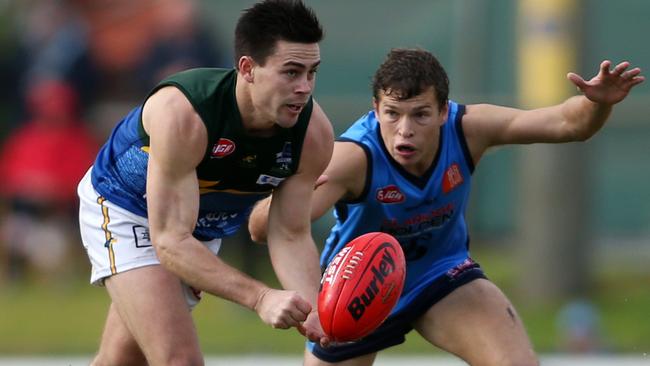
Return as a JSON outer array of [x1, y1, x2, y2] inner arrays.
[[321, 101, 473, 314], [91, 68, 312, 240]]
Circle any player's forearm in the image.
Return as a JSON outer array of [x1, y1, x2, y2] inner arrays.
[[561, 95, 613, 141], [268, 235, 322, 304], [155, 234, 268, 311], [249, 197, 272, 243]]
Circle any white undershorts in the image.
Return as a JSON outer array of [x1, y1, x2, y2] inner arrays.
[[77, 168, 222, 308]]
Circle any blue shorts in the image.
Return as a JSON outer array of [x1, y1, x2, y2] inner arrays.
[[309, 258, 487, 362]]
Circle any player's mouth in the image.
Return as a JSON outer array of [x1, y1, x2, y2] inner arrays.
[[395, 143, 416, 158], [286, 103, 304, 114]]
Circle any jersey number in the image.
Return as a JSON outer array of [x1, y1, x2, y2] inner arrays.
[[401, 233, 430, 261]]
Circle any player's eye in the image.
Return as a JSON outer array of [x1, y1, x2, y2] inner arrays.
[[384, 110, 398, 117]]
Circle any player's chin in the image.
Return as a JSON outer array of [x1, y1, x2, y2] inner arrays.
[[276, 107, 301, 127], [275, 116, 299, 128]]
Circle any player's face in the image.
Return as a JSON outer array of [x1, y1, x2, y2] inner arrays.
[[249, 40, 320, 128], [374, 87, 448, 177]]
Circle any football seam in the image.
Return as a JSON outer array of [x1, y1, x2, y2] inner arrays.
[[332, 232, 384, 340], [346, 242, 395, 297], [329, 245, 355, 339]]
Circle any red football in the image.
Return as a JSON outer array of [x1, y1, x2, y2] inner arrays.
[[318, 232, 406, 342]]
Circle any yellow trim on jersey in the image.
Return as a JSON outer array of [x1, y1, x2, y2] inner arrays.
[[97, 197, 117, 275], [198, 179, 221, 188], [140, 146, 150, 153]]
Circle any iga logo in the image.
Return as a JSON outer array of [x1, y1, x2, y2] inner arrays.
[[211, 138, 236, 158], [442, 163, 464, 194], [376, 185, 405, 204]]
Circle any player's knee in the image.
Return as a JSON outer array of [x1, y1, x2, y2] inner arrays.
[[165, 354, 205, 366], [492, 349, 538, 366], [91, 351, 145, 366], [93, 347, 204, 366], [155, 347, 204, 366]]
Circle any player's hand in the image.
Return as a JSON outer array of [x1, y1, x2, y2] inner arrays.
[[568, 60, 644, 105], [297, 310, 331, 348], [253, 288, 312, 329]]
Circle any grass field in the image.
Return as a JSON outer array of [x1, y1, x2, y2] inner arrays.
[[1, 246, 649, 356]]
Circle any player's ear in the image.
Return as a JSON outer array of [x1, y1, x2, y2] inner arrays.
[[372, 97, 379, 113], [438, 100, 449, 124], [238, 56, 255, 83]]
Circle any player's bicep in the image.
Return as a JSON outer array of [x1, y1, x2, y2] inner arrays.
[[267, 101, 334, 241], [310, 141, 367, 218], [267, 173, 315, 241], [465, 103, 567, 151], [143, 87, 207, 243]]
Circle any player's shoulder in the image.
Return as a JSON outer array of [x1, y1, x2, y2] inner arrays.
[[144, 86, 197, 122], [307, 101, 334, 140], [142, 86, 205, 142], [298, 101, 335, 173]]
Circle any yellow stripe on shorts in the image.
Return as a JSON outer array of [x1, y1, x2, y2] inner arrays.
[[97, 196, 117, 275]]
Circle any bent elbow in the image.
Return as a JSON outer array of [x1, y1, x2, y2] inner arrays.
[[575, 128, 596, 142], [151, 233, 179, 268], [248, 222, 269, 245], [565, 125, 595, 142]]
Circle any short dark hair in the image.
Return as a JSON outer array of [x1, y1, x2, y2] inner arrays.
[[234, 0, 323, 68], [372, 48, 449, 110]]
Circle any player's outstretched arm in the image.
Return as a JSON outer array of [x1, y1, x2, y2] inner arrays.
[[462, 60, 644, 163]]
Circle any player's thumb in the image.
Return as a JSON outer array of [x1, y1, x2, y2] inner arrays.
[[294, 295, 313, 317], [296, 324, 307, 337], [567, 72, 587, 91]]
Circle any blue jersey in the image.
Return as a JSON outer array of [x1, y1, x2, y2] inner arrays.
[[322, 101, 474, 315], [91, 68, 312, 240]]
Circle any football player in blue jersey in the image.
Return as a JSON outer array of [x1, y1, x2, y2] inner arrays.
[[248, 48, 643, 365], [77, 1, 333, 364]]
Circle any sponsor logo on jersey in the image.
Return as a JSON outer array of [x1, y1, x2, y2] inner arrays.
[[376, 185, 405, 204], [239, 154, 257, 168], [256, 174, 286, 187], [196, 211, 239, 228], [270, 141, 293, 175], [211, 138, 236, 158], [446, 258, 478, 280], [442, 163, 464, 194], [379, 203, 455, 236]]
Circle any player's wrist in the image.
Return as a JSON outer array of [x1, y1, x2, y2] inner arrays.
[[253, 287, 271, 312]]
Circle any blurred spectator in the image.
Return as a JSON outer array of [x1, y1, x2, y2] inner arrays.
[[73, 0, 228, 100], [555, 298, 607, 353], [0, 80, 98, 282], [70, 0, 228, 139], [135, 0, 230, 91], [72, 0, 159, 101], [7, 0, 99, 120]]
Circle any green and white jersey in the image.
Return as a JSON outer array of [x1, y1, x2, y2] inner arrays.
[[91, 68, 312, 240]]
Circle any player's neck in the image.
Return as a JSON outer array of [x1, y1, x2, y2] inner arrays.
[[235, 75, 278, 137]]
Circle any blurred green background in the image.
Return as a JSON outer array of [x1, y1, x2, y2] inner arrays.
[[0, 0, 649, 358]]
